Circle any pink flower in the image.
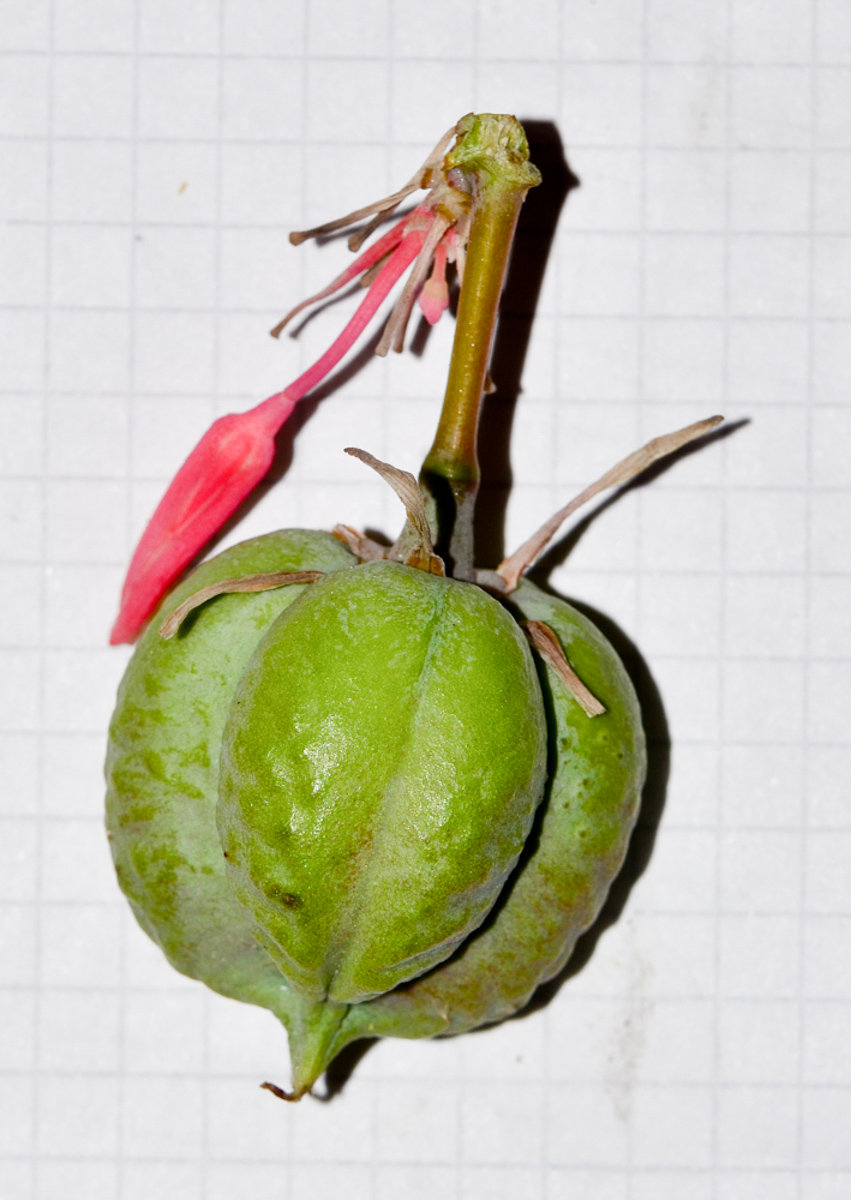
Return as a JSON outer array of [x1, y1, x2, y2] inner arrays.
[[110, 124, 472, 643]]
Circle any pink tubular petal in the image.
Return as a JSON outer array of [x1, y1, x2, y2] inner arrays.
[[109, 391, 296, 644], [282, 228, 426, 403]]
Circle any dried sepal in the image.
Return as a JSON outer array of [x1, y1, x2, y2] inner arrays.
[[524, 620, 605, 718], [472, 568, 508, 595], [498, 415, 724, 591], [260, 1081, 301, 1103], [332, 525, 389, 562], [344, 447, 445, 576], [159, 571, 325, 640]]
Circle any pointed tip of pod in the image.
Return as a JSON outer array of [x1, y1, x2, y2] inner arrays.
[[279, 997, 351, 1102], [260, 1080, 308, 1103]]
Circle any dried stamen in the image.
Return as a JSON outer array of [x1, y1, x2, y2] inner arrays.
[[451, 210, 471, 288], [376, 212, 452, 357], [359, 254, 393, 288], [349, 207, 397, 253], [270, 211, 414, 338], [288, 124, 459, 247], [288, 185, 418, 247]]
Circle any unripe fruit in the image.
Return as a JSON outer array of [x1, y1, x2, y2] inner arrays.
[[105, 531, 644, 1095], [103, 115, 711, 1100], [218, 560, 547, 1006]]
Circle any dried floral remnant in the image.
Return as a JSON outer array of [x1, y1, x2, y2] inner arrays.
[[111, 121, 487, 643]]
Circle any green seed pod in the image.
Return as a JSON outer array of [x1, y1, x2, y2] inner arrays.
[[105, 531, 644, 1096], [102, 111, 721, 1102], [217, 560, 548, 1006]]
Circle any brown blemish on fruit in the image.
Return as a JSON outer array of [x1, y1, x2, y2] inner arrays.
[[267, 883, 302, 910]]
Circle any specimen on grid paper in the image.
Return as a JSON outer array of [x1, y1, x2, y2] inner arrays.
[[105, 114, 720, 1098]]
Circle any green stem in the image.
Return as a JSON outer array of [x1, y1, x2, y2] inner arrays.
[[419, 114, 541, 579]]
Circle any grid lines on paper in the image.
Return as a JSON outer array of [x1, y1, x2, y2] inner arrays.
[[1, 1, 851, 1198]]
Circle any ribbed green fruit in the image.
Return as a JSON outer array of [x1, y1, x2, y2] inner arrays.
[[218, 560, 548, 1006], [105, 531, 645, 1096]]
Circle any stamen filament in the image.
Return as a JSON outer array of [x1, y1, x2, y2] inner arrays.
[[282, 230, 426, 403], [270, 210, 414, 338], [348, 208, 394, 253], [376, 213, 452, 357], [289, 124, 459, 246]]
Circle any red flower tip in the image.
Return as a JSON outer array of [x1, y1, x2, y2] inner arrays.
[[109, 391, 295, 644]]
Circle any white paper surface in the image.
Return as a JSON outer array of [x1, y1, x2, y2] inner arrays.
[[2, 1, 850, 1196]]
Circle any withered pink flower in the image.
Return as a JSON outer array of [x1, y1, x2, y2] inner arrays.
[[110, 124, 473, 643], [109, 392, 295, 645]]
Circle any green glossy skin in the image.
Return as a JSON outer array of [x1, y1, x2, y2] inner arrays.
[[105, 532, 645, 1095], [328, 580, 645, 1053], [105, 530, 357, 1020], [218, 561, 548, 1005]]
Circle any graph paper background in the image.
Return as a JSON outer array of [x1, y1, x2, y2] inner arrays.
[[2, 0, 850, 1196]]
